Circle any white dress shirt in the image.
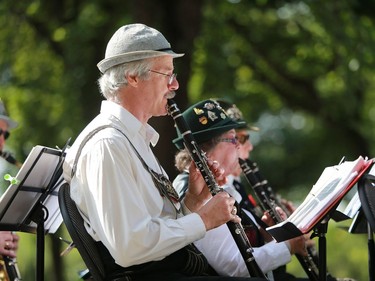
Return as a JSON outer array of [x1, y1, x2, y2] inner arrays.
[[173, 173, 291, 278], [63, 100, 206, 267]]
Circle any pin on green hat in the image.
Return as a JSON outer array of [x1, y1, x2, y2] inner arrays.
[[172, 99, 246, 150]]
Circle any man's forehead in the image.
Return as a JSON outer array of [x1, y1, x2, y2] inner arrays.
[[151, 56, 174, 67]]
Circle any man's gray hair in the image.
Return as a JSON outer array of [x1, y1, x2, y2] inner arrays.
[[97, 59, 153, 102]]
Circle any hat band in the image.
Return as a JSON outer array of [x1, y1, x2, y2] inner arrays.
[[156, 48, 172, 52]]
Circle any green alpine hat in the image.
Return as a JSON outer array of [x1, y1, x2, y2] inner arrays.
[[172, 99, 246, 150]]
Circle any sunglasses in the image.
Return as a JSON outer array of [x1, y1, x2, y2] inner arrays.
[[0, 128, 10, 140], [218, 137, 238, 145], [236, 134, 250, 145]]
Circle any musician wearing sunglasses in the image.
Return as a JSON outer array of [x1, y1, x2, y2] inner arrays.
[[0, 100, 20, 258], [172, 99, 308, 281]]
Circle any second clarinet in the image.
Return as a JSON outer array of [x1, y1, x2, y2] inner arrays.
[[239, 158, 320, 281], [167, 99, 267, 279]]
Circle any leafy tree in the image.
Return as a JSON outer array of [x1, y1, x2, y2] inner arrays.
[[1, 0, 203, 280], [0, 0, 374, 279], [192, 0, 375, 198]]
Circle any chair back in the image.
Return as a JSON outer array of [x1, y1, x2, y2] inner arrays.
[[58, 182, 106, 281], [358, 169, 375, 281]]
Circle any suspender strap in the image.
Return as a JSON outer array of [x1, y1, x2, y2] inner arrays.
[[71, 125, 152, 178], [71, 125, 115, 178]]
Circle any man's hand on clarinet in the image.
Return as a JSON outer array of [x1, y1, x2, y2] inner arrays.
[[197, 192, 241, 230], [184, 159, 225, 210], [184, 158, 241, 230], [261, 206, 287, 226], [288, 235, 308, 257]]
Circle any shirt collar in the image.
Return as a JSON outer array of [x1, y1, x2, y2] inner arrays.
[[100, 100, 160, 146]]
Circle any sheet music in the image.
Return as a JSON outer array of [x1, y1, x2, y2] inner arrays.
[[286, 168, 356, 230], [0, 145, 65, 233], [266, 156, 373, 239], [343, 191, 361, 219]]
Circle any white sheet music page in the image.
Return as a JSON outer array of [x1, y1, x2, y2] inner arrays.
[[267, 156, 373, 236]]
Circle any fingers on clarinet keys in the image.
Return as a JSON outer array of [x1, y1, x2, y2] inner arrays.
[[211, 160, 219, 170], [230, 206, 241, 223], [207, 159, 226, 185]]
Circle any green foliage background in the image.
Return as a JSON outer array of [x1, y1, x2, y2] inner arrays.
[[1, 0, 374, 280]]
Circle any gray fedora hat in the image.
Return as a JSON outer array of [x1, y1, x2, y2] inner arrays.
[[0, 101, 18, 129], [97, 23, 184, 73]]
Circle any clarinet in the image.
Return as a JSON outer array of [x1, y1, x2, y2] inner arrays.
[[0, 151, 22, 281], [244, 160, 292, 217], [167, 99, 268, 279], [239, 158, 320, 281], [2, 256, 21, 281]]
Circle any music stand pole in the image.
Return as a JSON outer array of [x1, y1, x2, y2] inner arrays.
[[32, 204, 46, 281], [313, 219, 329, 281], [368, 223, 375, 281]]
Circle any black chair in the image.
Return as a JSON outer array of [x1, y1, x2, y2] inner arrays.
[[359, 173, 375, 229], [58, 182, 106, 281], [358, 172, 375, 281]]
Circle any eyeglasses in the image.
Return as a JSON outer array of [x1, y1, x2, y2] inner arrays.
[[0, 129, 10, 140], [218, 137, 238, 145], [149, 70, 177, 85], [236, 134, 250, 145]]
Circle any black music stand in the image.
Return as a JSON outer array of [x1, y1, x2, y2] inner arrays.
[[310, 204, 349, 281], [0, 144, 68, 281]]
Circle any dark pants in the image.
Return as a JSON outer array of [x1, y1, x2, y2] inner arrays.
[[100, 242, 267, 281]]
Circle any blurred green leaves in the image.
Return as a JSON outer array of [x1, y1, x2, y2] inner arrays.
[[1, 0, 375, 279]]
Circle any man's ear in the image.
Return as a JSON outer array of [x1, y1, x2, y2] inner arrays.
[[127, 74, 138, 87]]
